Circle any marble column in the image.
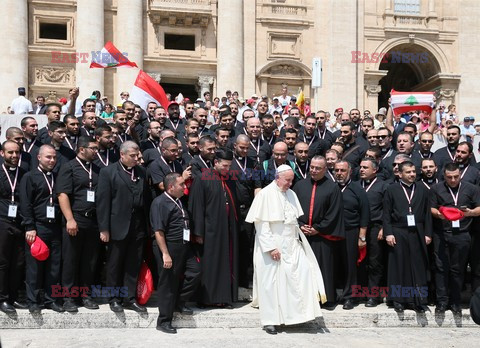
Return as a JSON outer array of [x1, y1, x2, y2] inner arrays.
[[364, 84, 382, 114], [198, 76, 214, 99], [216, 0, 243, 97], [116, 0, 143, 101], [427, 0, 438, 29], [243, 0, 256, 99], [0, 0, 28, 112], [76, 0, 104, 102]]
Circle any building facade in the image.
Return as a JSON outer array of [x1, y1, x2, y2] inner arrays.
[[1, 0, 479, 115]]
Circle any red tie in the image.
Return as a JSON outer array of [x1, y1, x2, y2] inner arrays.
[[308, 181, 317, 226]]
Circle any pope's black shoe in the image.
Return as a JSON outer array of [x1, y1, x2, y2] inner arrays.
[[157, 322, 177, 334], [28, 304, 41, 314], [343, 299, 354, 310], [263, 325, 277, 335], [0, 301, 16, 314]]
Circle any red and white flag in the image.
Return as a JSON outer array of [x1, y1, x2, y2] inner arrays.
[[130, 70, 169, 110], [89, 41, 138, 68], [390, 89, 435, 115]]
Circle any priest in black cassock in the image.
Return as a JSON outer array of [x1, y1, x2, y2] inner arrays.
[[188, 148, 238, 307], [383, 161, 432, 313], [293, 156, 344, 308]]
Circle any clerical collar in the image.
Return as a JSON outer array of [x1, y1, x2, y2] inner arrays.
[[5, 164, 17, 171], [120, 162, 133, 171], [400, 180, 414, 188], [235, 155, 244, 161], [423, 176, 436, 184], [363, 178, 372, 185], [458, 163, 466, 170], [52, 144, 61, 150], [69, 135, 77, 140], [304, 134, 312, 140], [448, 144, 458, 152], [338, 179, 351, 188], [380, 147, 388, 153], [77, 157, 90, 165], [38, 166, 51, 175]]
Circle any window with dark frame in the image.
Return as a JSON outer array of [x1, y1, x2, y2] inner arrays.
[[164, 34, 195, 51], [39, 23, 67, 40]]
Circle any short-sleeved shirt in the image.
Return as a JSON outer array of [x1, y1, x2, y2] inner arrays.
[[55, 157, 100, 213], [150, 193, 186, 242], [430, 181, 480, 233]]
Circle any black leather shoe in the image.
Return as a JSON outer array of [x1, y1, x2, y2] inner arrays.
[[156, 322, 177, 334], [393, 301, 404, 313], [321, 302, 337, 310], [450, 304, 462, 315], [343, 299, 354, 310], [124, 301, 147, 313], [83, 298, 99, 310], [263, 325, 277, 335], [29, 304, 41, 314], [63, 300, 78, 313], [0, 301, 16, 314], [435, 303, 447, 314], [13, 301, 28, 309], [176, 305, 193, 315], [109, 301, 124, 313], [365, 298, 378, 308], [415, 305, 428, 313], [45, 302, 64, 313]]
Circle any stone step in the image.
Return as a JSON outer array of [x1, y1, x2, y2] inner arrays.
[[1, 302, 476, 329]]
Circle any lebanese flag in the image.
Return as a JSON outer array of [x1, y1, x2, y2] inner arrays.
[[89, 41, 138, 68], [390, 89, 435, 115], [130, 70, 169, 110]]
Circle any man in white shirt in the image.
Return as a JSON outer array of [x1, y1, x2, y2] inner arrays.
[[246, 165, 326, 334], [10, 87, 33, 114]]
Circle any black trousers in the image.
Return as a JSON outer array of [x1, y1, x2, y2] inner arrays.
[[367, 223, 386, 291], [238, 206, 254, 288], [61, 214, 100, 300], [340, 227, 360, 301], [106, 214, 145, 304], [25, 222, 62, 305], [153, 240, 201, 324], [434, 230, 471, 306], [309, 235, 338, 303], [470, 231, 480, 293], [0, 219, 25, 302]]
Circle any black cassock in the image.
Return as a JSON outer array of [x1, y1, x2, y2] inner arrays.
[[188, 169, 239, 305], [383, 182, 432, 305], [293, 176, 345, 303]]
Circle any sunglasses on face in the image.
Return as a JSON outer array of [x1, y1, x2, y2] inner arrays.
[[378, 135, 388, 139], [421, 140, 433, 143]]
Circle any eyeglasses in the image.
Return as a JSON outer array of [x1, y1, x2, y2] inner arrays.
[[377, 135, 388, 139], [421, 140, 433, 143], [367, 136, 379, 139]]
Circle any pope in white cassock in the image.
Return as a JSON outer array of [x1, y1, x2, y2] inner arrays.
[[246, 165, 326, 335]]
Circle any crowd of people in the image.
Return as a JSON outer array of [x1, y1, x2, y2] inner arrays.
[[2, 84, 480, 334]]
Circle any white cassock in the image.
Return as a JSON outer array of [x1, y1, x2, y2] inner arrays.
[[246, 181, 327, 326]]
